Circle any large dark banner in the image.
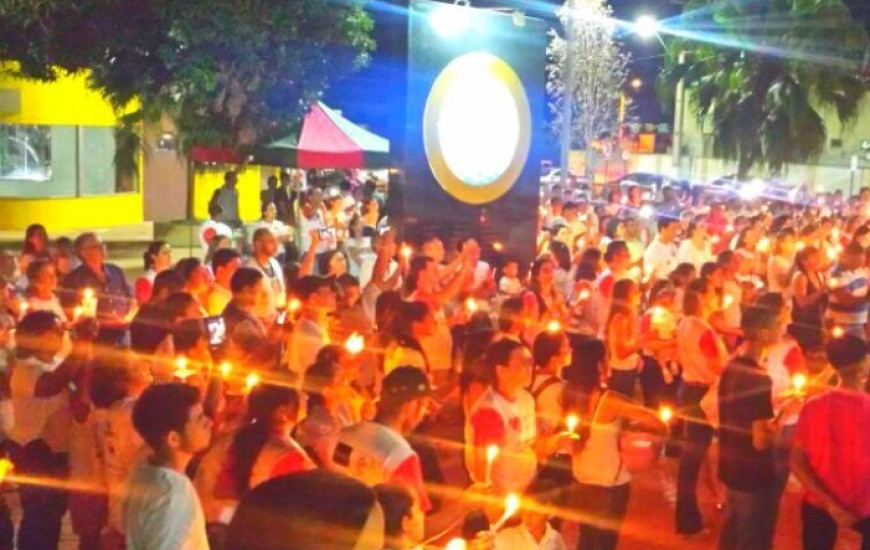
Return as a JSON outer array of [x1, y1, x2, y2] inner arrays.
[[401, 0, 547, 264]]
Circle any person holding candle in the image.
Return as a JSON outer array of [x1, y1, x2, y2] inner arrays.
[[825, 242, 868, 340], [222, 268, 282, 371], [639, 281, 679, 410], [530, 329, 571, 437], [328, 366, 433, 513], [285, 275, 336, 380], [717, 306, 782, 550], [604, 279, 643, 397], [494, 479, 567, 550], [23, 258, 67, 323], [562, 337, 668, 550], [674, 278, 729, 538], [792, 334, 870, 550], [205, 248, 242, 316]]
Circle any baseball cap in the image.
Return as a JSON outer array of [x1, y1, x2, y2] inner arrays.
[[827, 335, 867, 371], [380, 367, 431, 406]]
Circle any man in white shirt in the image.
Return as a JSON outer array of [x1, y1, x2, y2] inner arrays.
[[285, 276, 336, 380], [244, 228, 286, 316], [125, 383, 212, 550], [643, 217, 680, 282], [495, 480, 566, 550]]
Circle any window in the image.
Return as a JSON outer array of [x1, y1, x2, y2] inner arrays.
[[0, 124, 51, 181]]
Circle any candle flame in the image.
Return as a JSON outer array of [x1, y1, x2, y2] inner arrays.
[[400, 245, 413, 259], [565, 414, 579, 433], [246, 372, 260, 391], [486, 445, 499, 464], [344, 332, 365, 355], [725, 224, 735, 233], [288, 298, 302, 313], [792, 373, 808, 392], [0, 458, 13, 483], [722, 294, 735, 308], [219, 362, 232, 378], [493, 241, 504, 252], [465, 298, 478, 314], [577, 288, 591, 301], [83, 288, 95, 301], [504, 493, 521, 517], [444, 539, 467, 550], [757, 238, 771, 253], [832, 326, 845, 339], [659, 406, 674, 422], [546, 320, 561, 333], [795, 241, 806, 252]]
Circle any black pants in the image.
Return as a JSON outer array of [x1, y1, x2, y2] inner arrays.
[[571, 482, 631, 550], [639, 356, 680, 410], [802, 501, 870, 550], [675, 383, 713, 535], [607, 369, 637, 398], [7, 440, 68, 550]]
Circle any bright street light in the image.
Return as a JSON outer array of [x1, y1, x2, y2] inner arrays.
[[635, 14, 659, 40]]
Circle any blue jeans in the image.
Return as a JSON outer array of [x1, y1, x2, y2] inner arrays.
[[675, 383, 713, 535], [718, 486, 780, 550]]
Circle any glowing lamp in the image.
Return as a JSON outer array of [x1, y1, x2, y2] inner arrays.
[[429, 2, 471, 38], [344, 332, 365, 355]]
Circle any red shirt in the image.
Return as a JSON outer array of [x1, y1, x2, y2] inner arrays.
[[794, 390, 870, 518]]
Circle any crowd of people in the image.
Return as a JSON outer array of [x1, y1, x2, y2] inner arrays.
[[0, 170, 866, 550]]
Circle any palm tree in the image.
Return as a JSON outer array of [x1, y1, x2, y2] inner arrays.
[[660, 0, 869, 179]]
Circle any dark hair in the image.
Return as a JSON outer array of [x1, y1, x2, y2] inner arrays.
[[132, 383, 201, 451], [90, 359, 134, 409], [374, 484, 414, 539], [143, 241, 167, 271], [533, 329, 566, 369], [252, 227, 273, 245], [741, 305, 777, 338], [318, 250, 347, 277], [498, 296, 524, 332], [550, 241, 571, 272], [231, 267, 265, 294], [482, 338, 525, 384], [404, 256, 434, 295], [163, 292, 200, 323], [716, 249, 735, 268], [228, 383, 301, 496], [460, 329, 497, 391], [175, 257, 203, 284], [657, 217, 679, 232], [305, 355, 341, 412], [375, 290, 402, 332], [390, 301, 429, 340], [294, 275, 332, 301], [604, 240, 628, 263], [225, 471, 379, 550], [212, 248, 241, 274], [151, 270, 184, 302], [683, 278, 710, 316], [670, 262, 696, 288], [173, 318, 207, 355], [575, 248, 602, 282], [699, 261, 720, 282], [604, 218, 624, 239], [22, 224, 48, 257], [827, 335, 867, 372], [754, 291, 785, 314], [25, 257, 52, 284], [336, 274, 359, 290], [16, 310, 62, 357]]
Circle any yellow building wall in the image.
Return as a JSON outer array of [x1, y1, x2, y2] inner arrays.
[[0, 67, 144, 230], [193, 165, 263, 222], [0, 194, 143, 231]]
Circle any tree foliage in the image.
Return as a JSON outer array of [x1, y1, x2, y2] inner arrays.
[[547, 0, 630, 152], [660, 0, 869, 178], [0, 0, 375, 151]]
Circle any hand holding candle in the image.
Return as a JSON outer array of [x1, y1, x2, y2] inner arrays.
[[174, 357, 195, 380], [491, 493, 521, 531], [659, 406, 674, 423], [0, 458, 14, 483], [465, 298, 478, 315], [219, 362, 232, 379], [792, 373, 808, 395], [245, 372, 260, 392]]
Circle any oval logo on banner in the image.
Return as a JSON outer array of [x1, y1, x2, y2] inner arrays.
[[423, 52, 532, 205]]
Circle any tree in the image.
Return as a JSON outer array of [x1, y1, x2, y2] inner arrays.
[[0, 0, 374, 153], [548, 0, 630, 177], [660, 0, 869, 178]]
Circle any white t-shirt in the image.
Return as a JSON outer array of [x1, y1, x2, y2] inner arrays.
[[495, 523, 567, 550], [285, 317, 328, 378], [643, 238, 678, 282], [676, 239, 713, 271], [243, 257, 286, 316], [124, 463, 209, 550], [199, 220, 233, 256], [8, 356, 70, 451], [25, 295, 68, 323]]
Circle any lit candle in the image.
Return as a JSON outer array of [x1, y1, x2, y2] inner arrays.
[[219, 362, 232, 378], [792, 373, 808, 395], [828, 277, 840, 290], [832, 326, 845, 339], [711, 235, 721, 245], [492, 493, 521, 531], [629, 266, 642, 280], [275, 292, 287, 309], [18, 303, 28, 318], [73, 306, 84, 321], [650, 306, 667, 326], [174, 357, 195, 380], [757, 238, 771, 253], [827, 247, 837, 262], [754, 279, 765, 290], [493, 241, 504, 252], [344, 332, 365, 355], [565, 414, 579, 434], [81, 288, 98, 317], [444, 539, 467, 550], [546, 320, 561, 333], [400, 245, 414, 260], [577, 288, 591, 301], [795, 241, 806, 252], [659, 406, 674, 423], [832, 228, 840, 241], [722, 294, 735, 309], [620, 197, 628, 205], [465, 298, 478, 314], [245, 372, 260, 392], [485, 445, 499, 486], [288, 298, 302, 314], [725, 224, 735, 233]]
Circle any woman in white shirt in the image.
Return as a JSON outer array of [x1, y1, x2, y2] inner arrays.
[[23, 259, 67, 323], [767, 229, 796, 293], [676, 219, 713, 271]]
